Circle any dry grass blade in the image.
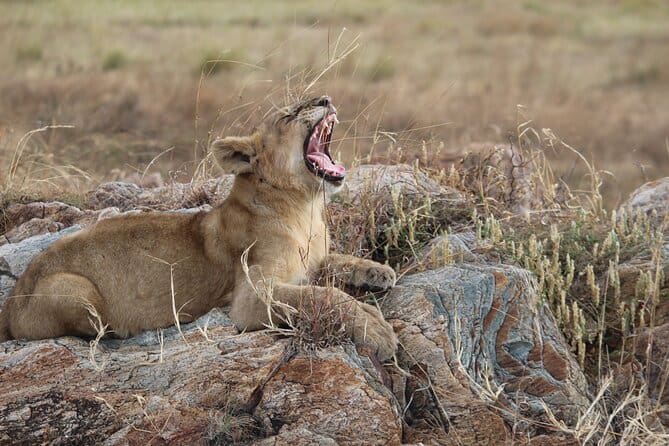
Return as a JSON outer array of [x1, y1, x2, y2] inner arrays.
[[4, 124, 75, 193], [146, 254, 192, 343], [542, 127, 606, 216], [240, 242, 296, 332], [302, 29, 359, 95], [84, 301, 110, 372]]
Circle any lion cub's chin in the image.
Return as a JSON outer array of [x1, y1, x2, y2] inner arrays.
[[322, 178, 345, 195]]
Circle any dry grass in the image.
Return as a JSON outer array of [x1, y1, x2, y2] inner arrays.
[[207, 404, 258, 445]]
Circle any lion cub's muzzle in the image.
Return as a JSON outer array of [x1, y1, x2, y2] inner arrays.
[[303, 97, 345, 185]]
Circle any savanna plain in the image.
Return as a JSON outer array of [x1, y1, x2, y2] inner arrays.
[[1, 0, 669, 444]]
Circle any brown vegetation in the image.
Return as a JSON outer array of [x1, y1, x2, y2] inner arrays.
[[1, 0, 668, 206]]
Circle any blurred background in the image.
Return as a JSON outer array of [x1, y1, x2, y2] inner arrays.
[[1, 0, 668, 206]]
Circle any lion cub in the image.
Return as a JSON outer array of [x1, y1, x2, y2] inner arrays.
[[0, 96, 398, 360]]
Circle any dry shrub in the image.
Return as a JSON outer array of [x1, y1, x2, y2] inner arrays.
[[290, 290, 352, 354], [208, 409, 258, 445]]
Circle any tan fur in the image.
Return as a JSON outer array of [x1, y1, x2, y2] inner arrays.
[[0, 97, 398, 360]]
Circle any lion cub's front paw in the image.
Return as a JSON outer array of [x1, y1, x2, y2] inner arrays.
[[349, 302, 398, 361], [350, 261, 397, 291]]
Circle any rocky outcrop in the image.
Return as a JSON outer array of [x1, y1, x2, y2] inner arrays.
[[329, 164, 471, 264], [0, 310, 401, 445], [254, 350, 402, 445], [3, 201, 85, 230], [384, 265, 590, 443], [2, 218, 64, 245], [342, 164, 459, 200]]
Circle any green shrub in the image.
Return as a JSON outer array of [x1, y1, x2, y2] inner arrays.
[[102, 49, 127, 71]]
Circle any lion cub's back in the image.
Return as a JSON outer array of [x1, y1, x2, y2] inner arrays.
[[13, 211, 220, 305]]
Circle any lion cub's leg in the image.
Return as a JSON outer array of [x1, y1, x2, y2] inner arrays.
[[6, 273, 105, 341], [320, 254, 396, 292], [230, 276, 398, 361]]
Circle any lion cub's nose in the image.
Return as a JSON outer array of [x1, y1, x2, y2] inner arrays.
[[316, 96, 331, 107]]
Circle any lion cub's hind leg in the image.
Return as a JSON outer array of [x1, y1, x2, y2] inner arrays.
[[7, 273, 105, 341]]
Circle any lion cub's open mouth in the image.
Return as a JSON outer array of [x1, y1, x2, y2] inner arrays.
[[304, 111, 346, 183]]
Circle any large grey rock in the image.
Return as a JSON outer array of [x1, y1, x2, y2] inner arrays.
[[383, 264, 590, 443], [459, 142, 547, 215]]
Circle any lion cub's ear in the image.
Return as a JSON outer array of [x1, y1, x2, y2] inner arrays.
[[210, 135, 259, 175]]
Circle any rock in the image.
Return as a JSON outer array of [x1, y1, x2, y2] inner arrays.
[[459, 142, 545, 215], [0, 309, 400, 445], [3, 201, 84, 232], [614, 239, 669, 326], [341, 164, 463, 203], [390, 318, 512, 445], [383, 264, 590, 443], [95, 206, 123, 221], [254, 347, 402, 445], [0, 226, 82, 304], [255, 427, 338, 446], [635, 323, 669, 406], [87, 181, 142, 210], [1, 218, 64, 245], [87, 178, 234, 211], [0, 310, 277, 445], [527, 435, 580, 446], [415, 231, 481, 266], [330, 164, 470, 262], [619, 177, 669, 220]]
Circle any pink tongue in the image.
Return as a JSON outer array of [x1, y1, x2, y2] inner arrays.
[[307, 152, 346, 177]]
